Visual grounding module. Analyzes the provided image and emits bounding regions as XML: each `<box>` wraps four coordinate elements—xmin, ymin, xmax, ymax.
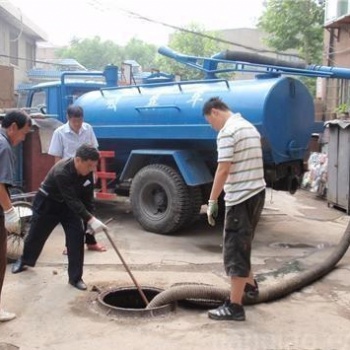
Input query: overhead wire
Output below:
<box><xmin>1</xmin><ymin>0</ymin><xmax>304</xmax><ymax>66</ymax></box>
<box><xmin>0</xmin><ymin>53</ymin><xmax>80</xmax><ymax>67</ymax></box>
<box><xmin>85</xmin><ymin>0</ymin><xmax>302</xmax><ymax>59</ymax></box>
<box><xmin>9</xmin><ymin>7</ymin><xmax>23</xmax><ymax>42</ymax></box>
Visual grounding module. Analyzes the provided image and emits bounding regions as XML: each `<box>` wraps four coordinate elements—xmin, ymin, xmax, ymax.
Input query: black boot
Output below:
<box><xmin>69</xmin><ymin>279</ymin><xmax>87</xmax><ymax>291</ymax></box>
<box><xmin>12</xmin><ymin>258</ymin><xmax>27</xmax><ymax>274</ymax></box>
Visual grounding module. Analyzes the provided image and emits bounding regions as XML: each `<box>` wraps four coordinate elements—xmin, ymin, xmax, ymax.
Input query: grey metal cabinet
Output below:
<box><xmin>327</xmin><ymin>120</ymin><xmax>350</xmax><ymax>213</ymax></box>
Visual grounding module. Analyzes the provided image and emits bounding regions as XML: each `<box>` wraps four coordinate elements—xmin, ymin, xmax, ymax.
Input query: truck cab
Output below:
<box><xmin>19</xmin><ymin>65</ymin><xmax>119</xmax><ymax>122</ymax></box>
<box><xmin>21</xmin><ymin>81</ymin><xmax>108</xmax><ymax>122</ymax></box>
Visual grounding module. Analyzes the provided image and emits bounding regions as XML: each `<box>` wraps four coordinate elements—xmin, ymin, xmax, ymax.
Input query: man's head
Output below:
<box><xmin>2</xmin><ymin>110</ymin><xmax>32</xmax><ymax>146</ymax></box>
<box><xmin>67</xmin><ymin>105</ymin><xmax>84</xmax><ymax>133</ymax></box>
<box><xmin>74</xmin><ymin>144</ymin><xmax>100</xmax><ymax>176</ymax></box>
<box><xmin>202</xmin><ymin>97</ymin><xmax>232</xmax><ymax>131</ymax></box>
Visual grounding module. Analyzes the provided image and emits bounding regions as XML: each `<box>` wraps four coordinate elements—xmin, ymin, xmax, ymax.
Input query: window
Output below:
<box><xmin>30</xmin><ymin>90</ymin><xmax>46</xmax><ymax>109</ymax></box>
<box><xmin>26</xmin><ymin>42</ymin><xmax>35</xmax><ymax>70</ymax></box>
<box><xmin>0</xmin><ymin>23</ymin><xmax>5</xmax><ymax>57</ymax></box>
<box><xmin>9</xmin><ymin>31</ymin><xmax>19</xmax><ymax>66</ymax></box>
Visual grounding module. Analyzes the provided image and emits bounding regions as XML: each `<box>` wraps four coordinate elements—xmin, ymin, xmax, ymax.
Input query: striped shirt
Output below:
<box><xmin>217</xmin><ymin>113</ymin><xmax>266</xmax><ymax>206</ymax></box>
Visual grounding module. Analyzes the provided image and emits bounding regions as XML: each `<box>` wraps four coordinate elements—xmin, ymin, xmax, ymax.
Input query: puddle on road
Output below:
<box><xmin>196</xmin><ymin>244</ymin><xmax>222</xmax><ymax>253</ymax></box>
<box><xmin>258</xmin><ymin>260</ymin><xmax>304</xmax><ymax>280</ymax></box>
<box><xmin>269</xmin><ymin>242</ymin><xmax>330</xmax><ymax>249</ymax></box>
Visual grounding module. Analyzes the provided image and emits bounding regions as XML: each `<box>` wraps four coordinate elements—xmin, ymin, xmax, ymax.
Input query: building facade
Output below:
<box><xmin>0</xmin><ymin>2</ymin><xmax>46</xmax><ymax>108</ymax></box>
<box><xmin>323</xmin><ymin>0</ymin><xmax>350</xmax><ymax>118</ymax></box>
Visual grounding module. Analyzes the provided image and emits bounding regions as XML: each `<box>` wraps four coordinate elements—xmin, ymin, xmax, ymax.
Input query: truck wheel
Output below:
<box><xmin>183</xmin><ymin>186</ymin><xmax>202</xmax><ymax>228</ymax></box>
<box><xmin>130</xmin><ymin>164</ymin><xmax>191</xmax><ymax>234</ymax></box>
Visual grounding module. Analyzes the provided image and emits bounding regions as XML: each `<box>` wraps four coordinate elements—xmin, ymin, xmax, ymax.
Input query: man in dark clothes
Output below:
<box><xmin>12</xmin><ymin>144</ymin><xmax>108</xmax><ymax>291</ymax></box>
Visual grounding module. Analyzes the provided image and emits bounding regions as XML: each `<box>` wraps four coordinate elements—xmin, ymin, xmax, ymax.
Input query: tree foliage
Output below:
<box><xmin>55</xmin><ymin>36</ymin><xmax>124</xmax><ymax>70</ymax></box>
<box><xmin>155</xmin><ymin>23</ymin><xmax>225</xmax><ymax>80</ymax></box>
<box><xmin>258</xmin><ymin>0</ymin><xmax>324</xmax><ymax>64</ymax></box>
<box><xmin>55</xmin><ymin>25</ymin><xmax>226</xmax><ymax>81</ymax></box>
<box><xmin>55</xmin><ymin>36</ymin><xmax>157</xmax><ymax>71</ymax></box>
<box><xmin>123</xmin><ymin>38</ymin><xmax>157</xmax><ymax>70</ymax></box>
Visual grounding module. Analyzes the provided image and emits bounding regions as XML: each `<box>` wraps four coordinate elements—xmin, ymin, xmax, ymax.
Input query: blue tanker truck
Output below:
<box><xmin>21</xmin><ymin>47</ymin><xmax>347</xmax><ymax>234</ymax></box>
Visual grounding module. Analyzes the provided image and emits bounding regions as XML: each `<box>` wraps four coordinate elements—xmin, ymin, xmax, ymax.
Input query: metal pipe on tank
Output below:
<box><xmin>306</xmin><ymin>64</ymin><xmax>350</xmax><ymax>79</ymax></box>
<box><xmin>158</xmin><ymin>46</ymin><xmax>350</xmax><ymax>80</ymax></box>
<box><xmin>103</xmin><ymin>65</ymin><xmax>119</xmax><ymax>87</ymax></box>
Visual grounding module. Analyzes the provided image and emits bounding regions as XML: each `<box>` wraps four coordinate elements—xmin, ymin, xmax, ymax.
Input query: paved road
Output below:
<box><xmin>1</xmin><ymin>189</ymin><xmax>350</xmax><ymax>350</ymax></box>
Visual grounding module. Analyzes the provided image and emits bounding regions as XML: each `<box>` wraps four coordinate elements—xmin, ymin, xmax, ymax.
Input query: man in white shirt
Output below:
<box><xmin>48</xmin><ymin>105</ymin><xmax>106</xmax><ymax>253</ymax></box>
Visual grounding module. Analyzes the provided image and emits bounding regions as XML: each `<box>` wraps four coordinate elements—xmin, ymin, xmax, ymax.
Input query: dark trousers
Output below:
<box><xmin>223</xmin><ymin>189</ymin><xmax>266</xmax><ymax>277</ymax></box>
<box><xmin>0</xmin><ymin>216</ymin><xmax>6</xmax><ymax>301</ymax></box>
<box><xmin>21</xmin><ymin>192</ymin><xmax>85</xmax><ymax>283</ymax></box>
<box><xmin>65</xmin><ymin>223</ymin><xmax>97</xmax><ymax>247</ymax></box>
<box><xmin>85</xmin><ymin>232</ymin><xmax>97</xmax><ymax>245</ymax></box>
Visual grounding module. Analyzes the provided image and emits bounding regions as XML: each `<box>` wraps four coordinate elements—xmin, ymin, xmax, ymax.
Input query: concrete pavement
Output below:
<box><xmin>1</xmin><ymin>189</ymin><xmax>350</xmax><ymax>350</ymax></box>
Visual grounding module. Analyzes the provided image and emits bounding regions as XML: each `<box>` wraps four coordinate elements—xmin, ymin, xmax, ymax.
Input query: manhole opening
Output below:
<box><xmin>97</xmin><ymin>286</ymin><xmax>175</xmax><ymax>317</ymax></box>
<box><xmin>103</xmin><ymin>288</ymin><xmax>158</xmax><ymax>309</ymax></box>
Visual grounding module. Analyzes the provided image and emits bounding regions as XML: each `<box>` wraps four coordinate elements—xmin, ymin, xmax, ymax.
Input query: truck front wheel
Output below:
<box><xmin>130</xmin><ymin>164</ymin><xmax>191</xmax><ymax>234</ymax></box>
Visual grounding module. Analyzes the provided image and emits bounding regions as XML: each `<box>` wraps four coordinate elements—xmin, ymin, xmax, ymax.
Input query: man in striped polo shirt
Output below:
<box><xmin>203</xmin><ymin>97</ymin><xmax>266</xmax><ymax>321</ymax></box>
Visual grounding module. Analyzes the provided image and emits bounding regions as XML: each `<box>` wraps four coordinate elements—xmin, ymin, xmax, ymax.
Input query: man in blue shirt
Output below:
<box><xmin>0</xmin><ymin>110</ymin><xmax>32</xmax><ymax>322</ymax></box>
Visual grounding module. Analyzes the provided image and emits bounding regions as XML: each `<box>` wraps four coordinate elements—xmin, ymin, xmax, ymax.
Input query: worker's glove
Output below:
<box><xmin>88</xmin><ymin>217</ymin><xmax>107</xmax><ymax>234</ymax></box>
<box><xmin>207</xmin><ymin>200</ymin><xmax>218</xmax><ymax>226</ymax></box>
<box><xmin>4</xmin><ymin>207</ymin><xmax>21</xmax><ymax>235</ymax></box>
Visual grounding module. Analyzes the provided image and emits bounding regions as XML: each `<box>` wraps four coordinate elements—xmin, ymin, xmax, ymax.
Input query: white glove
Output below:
<box><xmin>88</xmin><ymin>217</ymin><xmax>107</xmax><ymax>234</ymax></box>
<box><xmin>4</xmin><ymin>207</ymin><xmax>21</xmax><ymax>235</ymax></box>
<box><xmin>207</xmin><ymin>200</ymin><xmax>219</xmax><ymax>226</ymax></box>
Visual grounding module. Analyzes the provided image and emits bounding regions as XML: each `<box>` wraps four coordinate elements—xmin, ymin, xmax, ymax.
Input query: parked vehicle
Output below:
<box><xmin>21</xmin><ymin>47</ymin><xmax>344</xmax><ymax>234</ymax></box>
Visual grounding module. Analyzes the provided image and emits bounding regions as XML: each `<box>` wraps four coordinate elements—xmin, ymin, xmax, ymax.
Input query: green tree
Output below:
<box><xmin>258</xmin><ymin>0</ymin><xmax>324</xmax><ymax>64</ymax></box>
<box><xmin>55</xmin><ymin>36</ymin><xmax>124</xmax><ymax>70</ymax></box>
<box><xmin>258</xmin><ymin>0</ymin><xmax>324</xmax><ymax>95</ymax></box>
<box><xmin>56</xmin><ymin>36</ymin><xmax>158</xmax><ymax>73</ymax></box>
<box><xmin>155</xmin><ymin>23</ymin><xmax>226</xmax><ymax>80</ymax></box>
<box><xmin>123</xmin><ymin>38</ymin><xmax>158</xmax><ymax>70</ymax></box>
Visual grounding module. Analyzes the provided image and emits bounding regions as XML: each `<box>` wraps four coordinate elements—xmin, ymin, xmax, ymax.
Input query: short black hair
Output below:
<box><xmin>67</xmin><ymin>105</ymin><xmax>84</xmax><ymax>118</ymax></box>
<box><xmin>202</xmin><ymin>97</ymin><xmax>230</xmax><ymax>116</ymax></box>
<box><xmin>75</xmin><ymin>144</ymin><xmax>99</xmax><ymax>161</ymax></box>
<box><xmin>2</xmin><ymin>110</ymin><xmax>32</xmax><ymax>129</ymax></box>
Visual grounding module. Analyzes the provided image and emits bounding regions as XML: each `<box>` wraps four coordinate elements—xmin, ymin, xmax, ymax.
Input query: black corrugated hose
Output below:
<box><xmin>147</xmin><ymin>219</ymin><xmax>350</xmax><ymax>309</ymax></box>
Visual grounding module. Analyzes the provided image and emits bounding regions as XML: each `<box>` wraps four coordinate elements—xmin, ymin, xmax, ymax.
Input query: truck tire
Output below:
<box><xmin>183</xmin><ymin>186</ymin><xmax>202</xmax><ymax>228</ymax></box>
<box><xmin>130</xmin><ymin>164</ymin><xmax>191</xmax><ymax>234</ymax></box>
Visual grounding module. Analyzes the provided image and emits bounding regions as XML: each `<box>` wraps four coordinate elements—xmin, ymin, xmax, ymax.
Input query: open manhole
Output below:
<box><xmin>97</xmin><ymin>286</ymin><xmax>175</xmax><ymax>318</ymax></box>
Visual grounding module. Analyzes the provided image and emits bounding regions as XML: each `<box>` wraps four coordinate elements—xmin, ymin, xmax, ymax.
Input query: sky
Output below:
<box><xmin>7</xmin><ymin>0</ymin><xmax>265</xmax><ymax>46</ymax></box>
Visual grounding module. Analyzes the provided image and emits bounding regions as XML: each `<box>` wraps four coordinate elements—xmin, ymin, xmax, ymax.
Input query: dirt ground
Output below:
<box><xmin>1</xmin><ymin>189</ymin><xmax>350</xmax><ymax>350</ymax></box>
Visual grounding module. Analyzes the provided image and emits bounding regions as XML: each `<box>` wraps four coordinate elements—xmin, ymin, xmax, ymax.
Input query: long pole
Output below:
<box><xmin>102</xmin><ymin>219</ymin><xmax>149</xmax><ymax>307</ymax></box>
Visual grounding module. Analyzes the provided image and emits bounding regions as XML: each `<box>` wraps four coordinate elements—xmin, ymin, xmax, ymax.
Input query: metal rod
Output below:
<box><xmin>102</xmin><ymin>219</ymin><xmax>149</xmax><ymax>307</ymax></box>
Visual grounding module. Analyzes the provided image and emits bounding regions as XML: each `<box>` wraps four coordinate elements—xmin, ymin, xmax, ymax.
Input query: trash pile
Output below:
<box><xmin>301</xmin><ymin>152</ymin><xmax>328</xmax><ymax>198</ymax></box>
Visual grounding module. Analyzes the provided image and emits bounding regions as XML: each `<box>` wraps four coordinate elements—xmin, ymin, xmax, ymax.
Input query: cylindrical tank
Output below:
<box><xmin>76</xmin><ymin>75</ymin><xmax>314</xmax><ymax>170</ymax></box>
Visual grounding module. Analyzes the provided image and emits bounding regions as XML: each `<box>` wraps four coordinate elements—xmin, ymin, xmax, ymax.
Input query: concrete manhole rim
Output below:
<box><xmin>96</xmin><ymin>285</ymin><xmax>176</xmax><ymax>317</ymax></box>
